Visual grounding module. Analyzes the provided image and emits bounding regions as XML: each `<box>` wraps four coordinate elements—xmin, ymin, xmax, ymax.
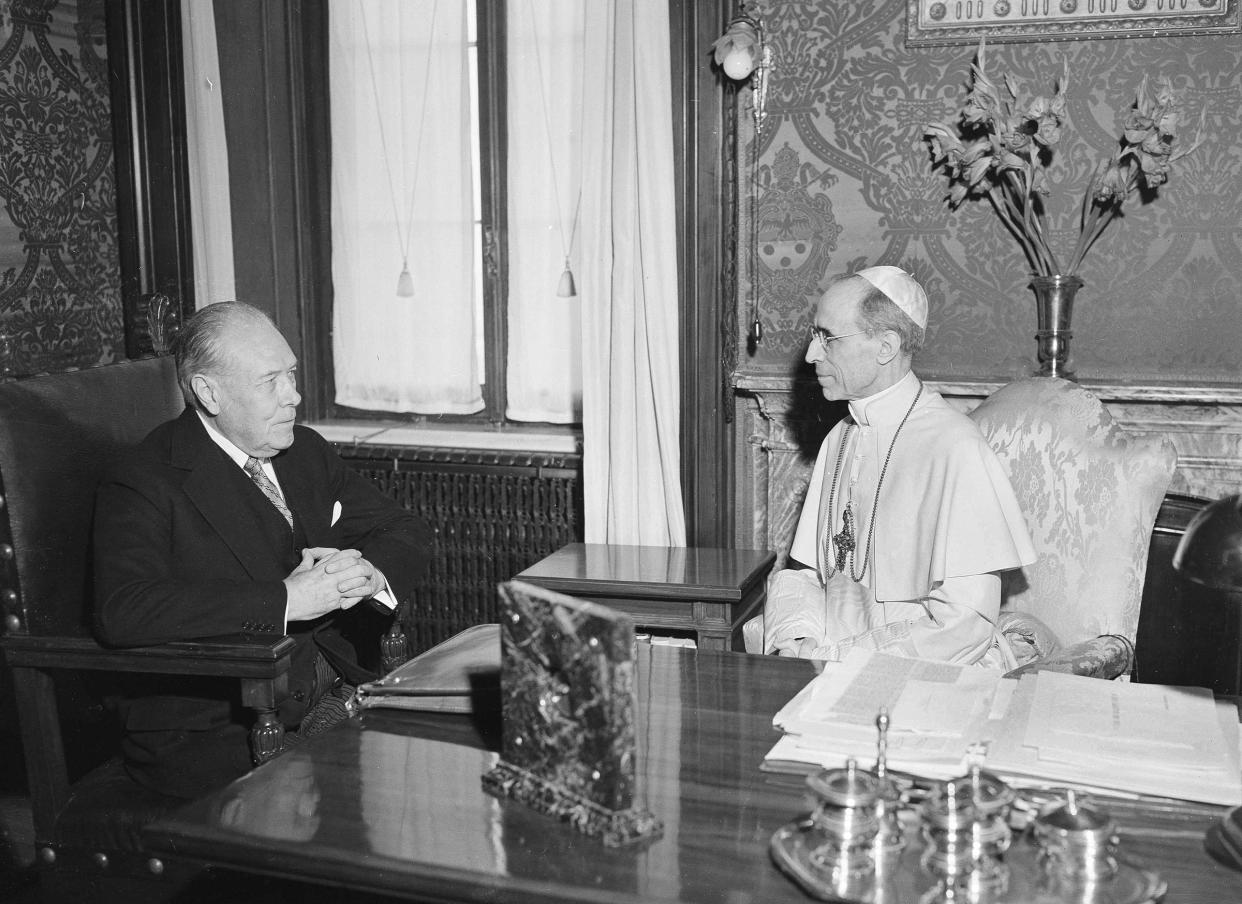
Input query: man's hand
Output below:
<box><xmin>776</xmin><ymin>636</ymin><xmax>821</xmax><ymax>658</ymax></box>
<box><xmin>284</xmin><ymin>547</ymin><xmax>385</xmax><ymax>622</ymax></box>
<box><xmin>320</xmin><ymin>548</ymin><xmax>386</xmax><ymax>601</ymax></box>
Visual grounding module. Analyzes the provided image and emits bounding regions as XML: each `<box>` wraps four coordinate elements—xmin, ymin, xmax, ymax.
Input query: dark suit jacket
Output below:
<box><xmin>93</xmin><ymin>407</ymin><xmax>434</xmax><ymax>796</ymax></box>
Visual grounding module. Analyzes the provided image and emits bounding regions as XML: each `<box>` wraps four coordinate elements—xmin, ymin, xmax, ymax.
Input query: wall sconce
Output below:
<box><xmin>713</xmin><ymin>8</ymin><xmax>772</xmax><ymax>348</ymax></box>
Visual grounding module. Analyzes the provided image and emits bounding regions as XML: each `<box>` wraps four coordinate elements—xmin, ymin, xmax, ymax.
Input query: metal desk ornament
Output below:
<box><xmin>481</xmin><ymin>580</ymin><xmax>662</xmax><ymax>847</ymax></box>
<box><xmin>770</xmin><ymin>710</ymin><xmax>1166</xmax><ymax>903</ymax></box>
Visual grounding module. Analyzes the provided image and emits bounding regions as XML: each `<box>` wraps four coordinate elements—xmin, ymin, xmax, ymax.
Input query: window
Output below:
<box><xmin>327</xmin><ymin>0</ymin><xmax>583</xmax><ymax>426</ymax></box>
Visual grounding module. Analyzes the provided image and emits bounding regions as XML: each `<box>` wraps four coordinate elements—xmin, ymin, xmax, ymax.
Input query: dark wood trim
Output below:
<box><xmin>477</xmin><ymin>2</ymin><xmax>509</xmax><ymax>422</ymax></box>
<box><xmin>105</xmin><ymin>0</ymin><xmax>195</xmax><ymax>358</ymax></box>
<box><xmin>1</xmin><ymin>634</ymin><xmax>296</xmax><ymax>676</ymax></box>
<box><xmin>670</xmin><ymin>0</ymin><xmax>736</xmax><ymax>547</ymax></box>
<box><xmin>213</xmin><ymin>0</ymin><xmax>332</xmax><ymax>419</ymax></box>
<box><xmin>288</xmin><ymin>1</ymin><xmax>334</xmax><ymax>420</ymax></box>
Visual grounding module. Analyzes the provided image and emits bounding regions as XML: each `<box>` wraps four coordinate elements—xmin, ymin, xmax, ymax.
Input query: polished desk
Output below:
<box><xmin>146</xmin><ymin>645</ymin><xmax>1242</xmax><ymax>903</ymax></box>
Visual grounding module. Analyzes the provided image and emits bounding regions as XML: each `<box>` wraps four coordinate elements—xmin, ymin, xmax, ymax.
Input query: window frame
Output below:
<box><xmin>303</xmin><ymin>1</ymin><xmax>524</xmax><ymax>427</ymax></box>
<box><xmin>212</xmin><ymin>0</ymin><xmax>735</xmax><ymax>544</ymax></box>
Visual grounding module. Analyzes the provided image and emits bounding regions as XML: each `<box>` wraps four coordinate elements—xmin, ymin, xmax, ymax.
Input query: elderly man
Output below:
<box><xmin>758</xmin><ymin>267</ymin><xmax>1035</xmax><ymax>667</ymax></box>
<box><xmin>94</xmin><ymin>302</ymin><xmax>434</xmax><ymax>798</ymax></box>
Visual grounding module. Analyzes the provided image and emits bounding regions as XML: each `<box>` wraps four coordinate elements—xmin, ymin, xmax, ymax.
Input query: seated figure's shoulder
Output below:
<box><xmin>102</xmin><ymin>418</ymin><xmax>177</xmax><ymax>481</ymax></box>
<box><xmin>912</xmin><ymin>391</ymin><xmax>994</xmax><ymax>456</ymax></box>
<box><xmin>286</xmin><ymin>424</ymin><xmax>340</xmax><ymax>469</ymax></box>
<box><xmin>292</xmin><ymin>423</ymin><xmax>330</xmax><ymax>449</ymax></box>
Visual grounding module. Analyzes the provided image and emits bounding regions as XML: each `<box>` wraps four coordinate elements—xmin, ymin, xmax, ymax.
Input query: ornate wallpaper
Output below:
<box><xmin>0</xmin><ymin>0</ymin><xmax>123</xmax><ymax>377</ymax></box>
<box><xmin>736</xmin><ymin>0</ymin><xmax>1242</xmax><ymax>384</ymax></box>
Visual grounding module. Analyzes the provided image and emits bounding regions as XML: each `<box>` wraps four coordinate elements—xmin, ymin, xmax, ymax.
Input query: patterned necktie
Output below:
<box><xmin>244</xmin><ymin>456</ymin><xmax>293</xmax><ymax>529</ymax></box>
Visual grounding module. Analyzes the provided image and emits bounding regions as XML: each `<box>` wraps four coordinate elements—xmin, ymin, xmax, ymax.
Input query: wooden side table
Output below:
<box><xmin>515</xmin><ymin>543</ymin><xmax>775</xmax><ymax>651</ymax></box>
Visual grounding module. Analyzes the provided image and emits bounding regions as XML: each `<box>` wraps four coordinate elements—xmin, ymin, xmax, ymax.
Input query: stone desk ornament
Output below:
<box><xmin>480</xmin><ymin>580</ymin><xmax>662</xmax><ymax>847</ymax></box>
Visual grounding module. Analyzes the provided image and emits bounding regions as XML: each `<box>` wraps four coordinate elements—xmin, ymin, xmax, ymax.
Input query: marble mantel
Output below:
<box><xmin>732</xmin><ymin>373</ymin><xmax>1242</xmax><ymax>560</ymax></box>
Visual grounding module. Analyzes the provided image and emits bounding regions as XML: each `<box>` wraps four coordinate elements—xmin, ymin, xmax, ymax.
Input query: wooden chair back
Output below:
<box><xmin>0</xmin><ymin>357</ymin><xmax>183</xmax><ymax>638</ymax></box>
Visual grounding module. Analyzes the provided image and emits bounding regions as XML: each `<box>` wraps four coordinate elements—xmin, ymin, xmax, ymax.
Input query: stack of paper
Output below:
<box><xmin>763</xmin><ymin>648</ymin><xmax>1242</xmax><ymax>807</ymax></box>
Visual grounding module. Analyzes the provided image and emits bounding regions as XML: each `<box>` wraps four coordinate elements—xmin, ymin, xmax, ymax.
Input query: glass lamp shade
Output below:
<box><xmin>712</xmin><ymin>18</ymin><xmax>761</xmax><ymax>81</ymax></box>
<box><xmin>1173</xmin><ymin>494</ymin><xmax>1242</xmax><ymax>592</ymax></box>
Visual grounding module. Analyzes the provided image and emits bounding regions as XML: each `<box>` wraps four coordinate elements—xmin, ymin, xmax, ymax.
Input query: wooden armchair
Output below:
<box><xmin>0</xmin><ymin>358</ymin><xmax>294</xmax><ymax>874</ymax></box>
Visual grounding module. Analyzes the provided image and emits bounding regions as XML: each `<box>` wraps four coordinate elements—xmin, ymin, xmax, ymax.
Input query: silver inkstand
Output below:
<box><xmin>1031</xmin><ymin>790</ymin><xmax>1166</xmax><ymax>904</ymax></box>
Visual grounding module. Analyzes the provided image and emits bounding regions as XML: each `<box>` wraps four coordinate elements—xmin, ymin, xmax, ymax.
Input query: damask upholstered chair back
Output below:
<box><xmin>967</xmin><ymin>378</ymin><xmax>1178</xmax><ymax>656</ymax></box>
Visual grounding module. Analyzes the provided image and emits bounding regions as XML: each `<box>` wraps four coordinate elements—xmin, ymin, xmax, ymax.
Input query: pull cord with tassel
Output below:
<box><xmin>360</xmin><ymin>0</ymin><xmax>438</xmax><ymax>298</ymax></box>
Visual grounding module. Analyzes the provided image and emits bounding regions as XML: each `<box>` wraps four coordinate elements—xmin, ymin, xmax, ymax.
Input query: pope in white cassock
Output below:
<box><xmin>755</xmin><ymin>266</ymin><xmax>1036</xmax><ymax>668</ymax></box>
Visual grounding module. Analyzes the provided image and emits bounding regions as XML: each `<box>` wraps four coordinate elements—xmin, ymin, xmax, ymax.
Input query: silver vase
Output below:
<box><xmin>1031</xmin><ymin>274</ymin><xmax>1082</xmax><ymax>380</ymax></box>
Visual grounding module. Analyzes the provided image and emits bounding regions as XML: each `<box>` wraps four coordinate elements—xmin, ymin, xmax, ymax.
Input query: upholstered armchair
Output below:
<box><xmin>967</xmin><ymin>377</ymin><xmax>1179</xmax><ymax>679</ymax></box>
<box><xmin>0</xmin><ymin>358</ymin><xmax>294</xmax><ymax>875</ymax></box>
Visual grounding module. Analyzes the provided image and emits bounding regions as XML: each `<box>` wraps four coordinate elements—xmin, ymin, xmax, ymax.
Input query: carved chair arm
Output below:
<box><xmin>2</xmin><ymin>633</ymin><xmax>296</xmax><ymax>676</ymax></box>
<box><xmin>1</xmin><ymin>634</ymin><xmax>295</xmax><ymax>845</ymax></box>
<box><xmin>1003</xmin><ymin>634</ymin><xmax>1134</xmax><ymax>681</ymax></box>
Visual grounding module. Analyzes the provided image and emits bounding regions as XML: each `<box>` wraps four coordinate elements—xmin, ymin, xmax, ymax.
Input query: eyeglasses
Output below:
<box><xmin>808</xmin><ymin>325</ymin><xmax>865</xmax><ymax>353</ymax></box>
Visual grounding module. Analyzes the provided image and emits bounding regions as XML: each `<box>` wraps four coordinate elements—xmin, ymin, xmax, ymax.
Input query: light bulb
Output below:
<box><xmin>722</xmin><ymin>46</ymin><xmax>757</xmax><ymax>80</ymax></box>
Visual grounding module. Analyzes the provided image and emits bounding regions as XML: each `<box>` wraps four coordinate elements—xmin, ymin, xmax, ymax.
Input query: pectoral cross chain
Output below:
<box><xmin>833</xmin><ymin>503</ymin><xmax>856</xmax><ymax>573</ymax></box>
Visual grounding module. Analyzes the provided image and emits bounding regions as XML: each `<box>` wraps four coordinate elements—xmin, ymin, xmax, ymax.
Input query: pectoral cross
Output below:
<box><xmin>832</xmin><ymin>503</ymin><xmax>856</xmax><ymax>572</ymax></box>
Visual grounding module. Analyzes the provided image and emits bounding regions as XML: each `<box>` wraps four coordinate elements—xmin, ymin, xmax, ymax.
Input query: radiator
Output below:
<box><xmin>339</xmin><ymin>445</ymin><xmax>583</xmax><ymax>656</ymax></box>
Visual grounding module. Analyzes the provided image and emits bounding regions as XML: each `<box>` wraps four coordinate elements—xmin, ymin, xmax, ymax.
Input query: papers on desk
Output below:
<box><xmin>763</xmin><ymin>648</ymin><xmax>1242</xmax><ymax>807</ymax></box>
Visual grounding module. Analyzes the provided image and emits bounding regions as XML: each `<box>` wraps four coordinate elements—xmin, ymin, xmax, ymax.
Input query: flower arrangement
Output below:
<box><xmin>923</xmin><ymin>41</ymin><xmax>1197</xmax><ymax>278</ymax></box>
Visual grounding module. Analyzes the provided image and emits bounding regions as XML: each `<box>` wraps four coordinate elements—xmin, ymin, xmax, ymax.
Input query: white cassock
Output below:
<box><xmin>761</xmin><ymin>372</ymin><xmax>1036</xmax><ymax>667</ymax></box>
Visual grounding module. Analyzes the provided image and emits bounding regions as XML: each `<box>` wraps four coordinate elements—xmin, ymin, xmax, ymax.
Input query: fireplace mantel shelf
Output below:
<box><xmin>733</xmin><ymin>373</ymin><xmax>1242</xmax><ymax>405</ymax></box>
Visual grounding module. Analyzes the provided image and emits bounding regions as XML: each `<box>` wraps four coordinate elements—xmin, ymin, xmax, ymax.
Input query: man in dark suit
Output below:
<box><xmin>94</xmin><ymin>301</ymin><xmax>434</xmax><ymax>799</ymax></box>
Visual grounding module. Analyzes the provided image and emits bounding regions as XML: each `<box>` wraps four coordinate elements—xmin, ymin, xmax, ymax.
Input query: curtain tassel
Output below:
<box><xmin>557</xmin><ymin>260</ymin><xmax>577</xmax><ymax>298</ymax></box>
<box><xmin>396</xmin><ymin>262</ymin><xmax>415</xmax><ymax>298</ymax></box>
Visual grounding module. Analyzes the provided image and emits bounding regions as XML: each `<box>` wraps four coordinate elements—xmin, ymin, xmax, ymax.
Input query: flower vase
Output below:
<box><xmin>1031</xmin><ymin>274</ymin><xmax>1082</xmax><ymax>380</ymax></box>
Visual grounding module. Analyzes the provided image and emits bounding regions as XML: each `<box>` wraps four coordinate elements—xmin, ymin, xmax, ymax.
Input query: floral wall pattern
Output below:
<box><xmin>0</xmin><ymin>0</ymin><xmax>123</xmax><ymax>376</ymax></box>
<box><xmin>736</xmin><ymin>0</ymin><xmax>1242</xmax><ymax>384</ymax></box>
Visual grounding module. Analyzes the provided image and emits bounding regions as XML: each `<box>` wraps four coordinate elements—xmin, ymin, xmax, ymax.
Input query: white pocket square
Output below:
<box><xmin>330</xmin><ymin>500</ymin><xmax>342</xmax><ymax>527</ymax></box>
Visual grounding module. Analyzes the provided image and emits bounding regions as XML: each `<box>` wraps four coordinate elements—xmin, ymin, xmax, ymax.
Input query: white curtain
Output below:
<box><xmin>181</xmin><ymin>0</ymin><xmax>235</xmax><ymax>307</ymax></box>
<box><xmin>505</xmin><ymin>0</ymin><xmax>584</xmax><ymax>423</ymax></box>
<box><xmin>580</xmin><ymin>0</ymin><xmax>686</xmax><ymax>546</ymax></box>
<box><xmin>330</xmin><ymin>1</ymin><xmax>480</xmax><ymax>414</ymax></box>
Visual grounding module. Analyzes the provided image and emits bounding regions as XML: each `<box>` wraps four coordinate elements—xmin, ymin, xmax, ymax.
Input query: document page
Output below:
<box><xmin>764</xmin><ymin>651</ymin><xmax>1242</xmax><ymax>804</ymax></box>
<box><xmin>775</xmin><ymin>648</ymin><xmax>1002</xmax><ymax>735</ymax></box>
<box><xmin>1026</xmin><ymin>671</ymin><xmax>1220</xmax><ymax>766</ymax></box>
<box><xmin>982</xmin><ymin>673</ymin><xmax>1242</xmax><ymax>806</ymax></box>
<box><xmin>767</xmin><ymin>649</ymin><xmax>1005</xmax><ymax>777</ymax></box>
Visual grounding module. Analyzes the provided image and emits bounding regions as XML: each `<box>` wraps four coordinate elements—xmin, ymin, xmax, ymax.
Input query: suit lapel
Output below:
<box><xmin>274</xmin><ymin>449</ymin><xmax>331</xmax><ymax>548</ymax></box>
<box><xmin>171</xmin><ymin>409</ymin><xmax>288</xmax><ymax>582</ymax></box>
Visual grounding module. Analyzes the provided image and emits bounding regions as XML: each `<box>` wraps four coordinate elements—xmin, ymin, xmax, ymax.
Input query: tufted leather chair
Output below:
<box><xmin>0</xmin><ymin>357</ymin><xmax>294</xmax><ymax>875</ymax></box>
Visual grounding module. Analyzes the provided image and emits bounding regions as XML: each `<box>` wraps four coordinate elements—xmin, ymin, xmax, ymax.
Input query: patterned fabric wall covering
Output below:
<box><xmin>0</xmin><ymin>0</ymin><xmax>123</xmax><ymax>377</ymax></box>
<box><xmin>340</xmin><ymin>446</ymin><xmax>584</xmax><ymax>657</ymax></box>
<box><xmin>738</xmin><ymin>0</ymin><xmax>1242</xmax><ymax>384</ymax></box>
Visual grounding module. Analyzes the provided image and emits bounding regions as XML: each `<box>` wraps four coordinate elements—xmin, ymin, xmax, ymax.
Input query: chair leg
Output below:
<box><xmin>249</xmin><ymin>710</ymin><xmax>284</xmax><ymax>765</ymax></box>
<box><xmin>239</xmin><ymin>676</ymin><xmax>286</xmax><ymax>765</ymax></box>
<box><xmin>10</xmin><ymin>665</ymin><xmax>69</xmax><ymax>848</ymax></box>
<box><xmin>380</xmin><ymin>618</ymin><xmax>409</xmax><ymax>674</ymax></box>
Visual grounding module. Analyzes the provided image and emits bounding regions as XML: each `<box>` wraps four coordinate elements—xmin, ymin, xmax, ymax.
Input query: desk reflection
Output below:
<box><xmin>360</xmin><ymin>730</ymin><xmax>506</xmax><ymax>872</ymax></box>
<box><xmin>155</xmin><ymin>647</ymin><xmax>907</xmax><ymax>903</ymax></box>
<box><xmin>206</xmin><ymin>645</ymin><xmax>690</xmax><ymax>893</ymax></box>
<box><xmin>217</xmin><ymin>755</ymin><xmax>322</xmax><ymax>842</ymax></box>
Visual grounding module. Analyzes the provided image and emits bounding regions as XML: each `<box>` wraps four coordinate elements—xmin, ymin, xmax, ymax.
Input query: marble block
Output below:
<box><xmin>481</xmin><ymin>580</ymin><xmax>662</xmax><ymax>846</ymax></box>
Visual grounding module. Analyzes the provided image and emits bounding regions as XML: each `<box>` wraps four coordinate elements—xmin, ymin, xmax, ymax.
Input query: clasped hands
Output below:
<box><xmin>284</xmin><ymin>547</ymin><xmax>385</xmax><ymax>622</ymax></box>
